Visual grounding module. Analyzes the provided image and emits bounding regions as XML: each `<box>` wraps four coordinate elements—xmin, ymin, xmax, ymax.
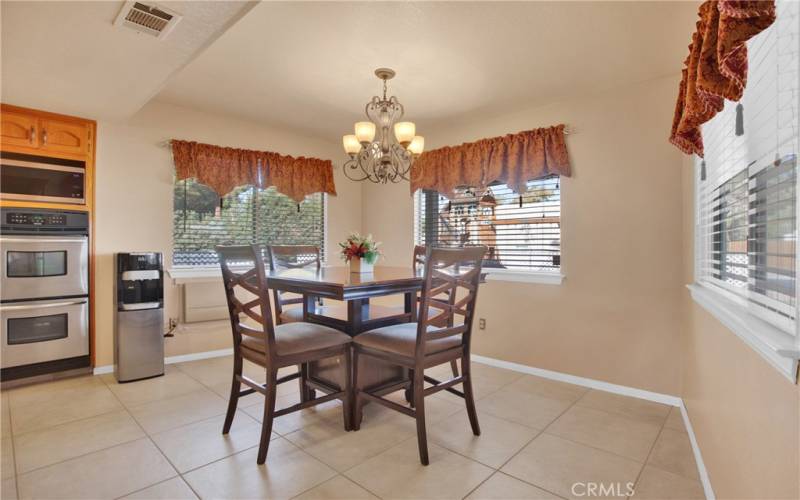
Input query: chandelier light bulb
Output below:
<box><xmin>394</xmin><ymin>122</ymin><xmax>416</xmax><ymax>146</ymax></box>
<box><xmin>343</xmin><ymin>135</ymin><xmax>361</xmax><ymax>156</ymax></box>
<box><xmin>354</xmin><ymin>122</ymin><xmax>376</xmax><ymax>144</ymax></box>
<box><xmin>408</xmin><ymin>135</ymin><xmax>425</xmax><ymax>156</ymax></box>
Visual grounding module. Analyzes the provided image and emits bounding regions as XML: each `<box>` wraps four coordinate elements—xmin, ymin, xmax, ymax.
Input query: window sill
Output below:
<box><xmin>687</xmin><ymin>283</ymin><xmax>799</xmax><ymax>382</ymax></box>
<box><xmin>167</xmin><ymin>267</ymin><xmax>222</xmax><ymax>285</ymax></box>
<box><xmin>484</xmin><ymin>269</ymin><xmax>564</xmax><ymax>285</ymax></box>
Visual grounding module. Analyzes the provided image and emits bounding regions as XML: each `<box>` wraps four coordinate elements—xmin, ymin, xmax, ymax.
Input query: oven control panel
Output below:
<box><xmin>0</xmin><ymin>208</ymin><xmax>88</xmax><ymax>234</ymax></box>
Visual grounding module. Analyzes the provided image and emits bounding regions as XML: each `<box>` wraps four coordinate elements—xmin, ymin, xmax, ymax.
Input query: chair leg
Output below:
<box><xmin>461</xmin><ymin>354</ymin><xmax>481</xmax><ymax>436</ymax></box>
<box><xmin>256</xmin><ymin>367</ymin><xmax>278</xmax><ymax>465</ymax></box>
<box><xmin>222</xmin><ymin>354</ymin><xmax>243</xmax><ymax>434</ymax></box>
<box><xmin>413</xmin><ymin>368</ymin><xmax>429</xmax><ymax>465</ymax></box>
<box><xmin>405</xmin><ymin>369</ymin><xmax>415</xmax><ymax>407</ymax></box>
<box><xmin>450</xmin><ymin>359</ymin><xmax>459</xmax><ymax>377</ymax></box>
<box><xmin>343</xmin><ymin>347</ymin><xmax>353</xmax><ymax>431</ymax></box>
<box><xmin>352</xmin><ymin>348</ymin><xmax>362</xmax><ymax>431</ymax></box>
<box><xmin>298</xmin><ymin>363</ymin><xmax>307</xmax><ymax>402</ymax></box>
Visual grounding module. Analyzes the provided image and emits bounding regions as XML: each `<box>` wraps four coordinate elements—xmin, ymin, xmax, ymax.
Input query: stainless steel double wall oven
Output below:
<box><xmin>0</xmin><ymin>208</ymin><xmax>90</xmax><ymax>380</ymax></box>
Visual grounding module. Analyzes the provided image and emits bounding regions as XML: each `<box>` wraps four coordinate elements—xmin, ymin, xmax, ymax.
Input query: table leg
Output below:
<box><xmin>404</xmin><ymin>292</ymin><xmax>417</xmax><ymax>322</ymax></box>
<box><xmin>347</xmin><ymin>298</ymin><xmax>370</xmax><ymax>334</ymax></box>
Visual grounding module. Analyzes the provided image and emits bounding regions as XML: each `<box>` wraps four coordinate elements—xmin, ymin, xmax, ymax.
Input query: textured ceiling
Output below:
<box><xmin>155</xmin><ymin>1</ymin><xmax>699</xmax><ymax>140</ymax></box>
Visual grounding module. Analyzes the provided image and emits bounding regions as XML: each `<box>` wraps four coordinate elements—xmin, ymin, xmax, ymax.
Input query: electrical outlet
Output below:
<box><xmin>169</xmin><ymin>317</ymin><xmax>178</xmax><ymax>330</ymax></box>
<box><xmin>479</xmin><ymin>318</ymin><xmax>486</xmax><ymax>330</ymax></box>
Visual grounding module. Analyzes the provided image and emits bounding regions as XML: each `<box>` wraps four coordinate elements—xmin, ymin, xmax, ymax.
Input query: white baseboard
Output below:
<box><xmin>679</xmin><ymin>402</ymin><xmax>716</xmax><ymax>500</ymax></box>
<box><xmin>471</xmin><ymin>354</ymin><xmax>713</xmax><ymax>499</ymax></box>
<box><xmin>92</xmin><ymin>348</ymin><xmax>233</xmax><ymax>376</ymax></box>
<box><xmin>471</xmin><ymin>354</ymin><xmax>682</xmax><ymax>406</ymax></box>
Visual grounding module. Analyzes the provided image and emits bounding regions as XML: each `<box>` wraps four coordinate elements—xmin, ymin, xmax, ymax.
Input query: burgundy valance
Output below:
<box><xmin>669</xmin><ymin>0</ymin><xmax>775</xmax><ymax>157</ymax></box>
<box><xmin>171</xmin><ymin>140</ymin><xmax>337</xmax><ymax>202</ymax></box>
<box><xmin>410</xmin><ymin>125</ymin><xmax>571</xmax><ymax>198</ymax></box>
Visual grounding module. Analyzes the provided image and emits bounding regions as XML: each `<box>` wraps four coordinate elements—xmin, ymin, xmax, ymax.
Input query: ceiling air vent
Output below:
<box><xmin>114</xmin><ymin>1</ymin><xmax>182</xmax><ymax>40</ymax></box>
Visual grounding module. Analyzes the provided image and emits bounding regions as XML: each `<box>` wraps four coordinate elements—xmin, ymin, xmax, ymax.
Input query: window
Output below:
<box><xmin>693</xmin><ymin>0</ymin><xmax>799</xmax><ymax>378</ymax></box>
<box><xmin>414</xmin><ymin>176</ymin><xmax>561</xmax><ymax>276</ymax></box>
<box><xmin>173</xmin><ymin>179</ymin><xmax>325</xmax><ymax>267</ymax></box>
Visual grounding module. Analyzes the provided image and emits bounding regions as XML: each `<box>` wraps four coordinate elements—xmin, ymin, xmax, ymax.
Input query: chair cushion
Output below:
<box><xmin>278</xmin><ymin>306</ymin><xmax>304</xmax><ymax>324</ymax></box>
<box><xmin>241</xmin><ymin>322</ymin><xmax>351</xmax><ymax>358</ymax></box>
<box><xmin>353</xmin><ymin>322</ymin><xmax>461</xmax><ymax>358</ymax></box>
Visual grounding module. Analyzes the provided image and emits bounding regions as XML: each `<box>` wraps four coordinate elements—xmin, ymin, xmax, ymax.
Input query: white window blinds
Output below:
<box><xmin>695</xmin><ymin>0</ymin><xmax>799</xmax><ymax>334</ymax></box>
<box><xmin>173</xmin><ymin>179</ymin><xmax>325</xmax><ymax>267</ymax></box>
<box><xmin>414</xmin><ymin>176</ymin><xmax>561</xmax><ymax>272</ymax></box>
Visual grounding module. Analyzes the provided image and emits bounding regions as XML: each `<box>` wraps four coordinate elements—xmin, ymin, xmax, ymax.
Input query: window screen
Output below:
<box><xmin>696</xmin><ymin>0</ymin><xmax>799</xmax><ymax>334</ymax></box>
<box><xmin>173</xmin><ymin>179</ymin><xmax>325</xmax><ymax>267</ymax></box>
<box><xmin>414</xmin><ymin>176</ymin><xmax>561</xmax><ymax>271</ymax></box>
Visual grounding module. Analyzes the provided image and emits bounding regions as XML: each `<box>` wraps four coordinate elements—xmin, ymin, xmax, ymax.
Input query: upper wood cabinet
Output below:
<box><xmin>1</xmin><ymin>112</ymin><xmax>38</xmax><ymax>148</ymax></box>
<box><xmin>39</xmin><ymin>118</ymin><xmax>91</xmax><ymax>155</ymax></box>
<box><xmin>1</xmin><ymin>105</ymin><xmax>93</xmax><ymax>158</ymax></box>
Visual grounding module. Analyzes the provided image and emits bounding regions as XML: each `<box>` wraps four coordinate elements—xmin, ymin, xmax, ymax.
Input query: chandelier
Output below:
<box><xmin>342</xmin><ymin>68</ymin><xmax>424</xmax><ymax>183</ymax></box>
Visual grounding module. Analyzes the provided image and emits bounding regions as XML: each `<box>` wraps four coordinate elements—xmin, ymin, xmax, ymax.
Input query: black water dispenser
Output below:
<box><xmin>114</xmin><ymin>252</ymin><xmax>164</xmax><ymax>382</ymax></box>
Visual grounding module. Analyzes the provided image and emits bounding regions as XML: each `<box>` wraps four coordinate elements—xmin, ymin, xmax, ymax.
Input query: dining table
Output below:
<box><xmin>265</xmin><ymin>265</ymin><xmax>424</xmax><ymax>415</ymax></box>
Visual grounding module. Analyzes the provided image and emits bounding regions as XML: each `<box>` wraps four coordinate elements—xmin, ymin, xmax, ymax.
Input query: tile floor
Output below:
<box><xmin>0</xmin><ymin>357</ymin><xmax>705</xmax><ymax>499</ymax></box>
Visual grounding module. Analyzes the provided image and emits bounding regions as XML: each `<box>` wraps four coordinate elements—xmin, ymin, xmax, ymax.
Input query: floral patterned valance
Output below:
<box><xmin>669</xmin><ymin>0</ymin><xmax>776</xmax><ymax>157</ymax></box>
<box><xmin>171</xmin><ymin>140</ymin><xmax>337</xmax><ymax>202</ymax></box>
<box><xmin>410</xmin><ymin>125</ymin><xmax>571</xmax><ymax>198</ymax></box>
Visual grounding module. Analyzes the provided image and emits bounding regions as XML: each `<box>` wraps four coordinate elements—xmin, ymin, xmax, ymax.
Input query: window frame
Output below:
<box><xmin>413</xmin><ymin>178</ymin><xmax>564</xmax><ymax>286</ymax></box>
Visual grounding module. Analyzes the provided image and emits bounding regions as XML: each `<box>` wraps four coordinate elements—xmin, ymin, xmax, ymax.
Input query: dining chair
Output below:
<box><xmin>217</xmin><ymin>244</ymin><xmax>353</xmax><ymax>464</ymax></box>
<box><xmin>413</xmin><ymin>244</ymin><xmax>460</xmax><ymax>379</ymax></box>
<box><xmin>351</xmin><ymin>246</ymin><xmax>487</xmax><ymax>465</ymax></box>
<box><xmin>267</xmin><ymin>245</ymin><xmax>322</xmax><ymax>325</ymax></box>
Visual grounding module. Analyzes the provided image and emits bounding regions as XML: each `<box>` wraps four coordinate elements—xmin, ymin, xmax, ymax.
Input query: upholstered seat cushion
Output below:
<box><xmin>353</xmin><ymin>322</ymin><xmax>461</xmax><ymax>358</ymax></box>
<box><xmin>241</xmin><ymin>321</ymin><xmax>351</xmax><ymax>358</ymax></box>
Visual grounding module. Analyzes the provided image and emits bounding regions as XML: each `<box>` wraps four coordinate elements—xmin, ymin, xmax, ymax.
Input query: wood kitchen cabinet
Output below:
<box><xmin>0</xmin><ymin>111</ymin><xmax>38</xmax><ymax>148</ymax></box>
<box><xmin>1</xmin><ymin>105</ymin><xmax>92</xmax><ymax>157</ymax></box>
<box><xmin>39</xmin><ymin>118</ymin><xmax>91</xmax><ymax>155</ymax></box>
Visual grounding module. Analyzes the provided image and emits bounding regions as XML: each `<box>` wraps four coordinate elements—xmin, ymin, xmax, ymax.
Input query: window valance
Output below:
<box><xmin>409</xmin><ymin>125</ymin><xmax>571</xmax><ymax>198</ymax></box>
<box><xmin>669</xmin><ymin>0</ymin><xmax>776</xmax><ymax>157</ymax></box>
<box><xmin>171</xmin><ymin>139</ymin><xmax>337</xmax><ymax>202</ymax></box>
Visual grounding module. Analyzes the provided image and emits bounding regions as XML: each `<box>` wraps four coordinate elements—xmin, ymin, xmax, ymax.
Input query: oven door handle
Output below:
<box><xmin>0</xmin><ymin>237</ymin><xmax>88</xmax><ymax>243</ymax></box>
<box><xmin>1</xmin><ymin>300</ymin><xmax>88</xmax><ymax>311</ymax></box>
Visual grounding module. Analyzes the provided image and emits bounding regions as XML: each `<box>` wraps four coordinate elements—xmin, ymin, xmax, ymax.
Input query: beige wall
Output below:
<box><xmin>364</xmin><ymin>75</ymin><xmax>686</xmax><ymax>395</ymax></box>
<box><xmin>680</xmin><ymin>158</ymin><xmax>800</xmax><ymax>499</ymax></box>
<box><xmin>94</xmin><ymin>101</ymin><xmax>360</xmax><ymax>366</ymax></box>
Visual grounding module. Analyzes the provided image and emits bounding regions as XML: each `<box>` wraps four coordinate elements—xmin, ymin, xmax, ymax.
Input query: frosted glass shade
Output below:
<box><xmin>343</xmin><ymin>135</ymin><xmax>361</xmax><ymax>155</ymax></box>
<box><xmin>394</xmin><ymin>122</ymin><xmax>416</xmax><ymax>145</ymax></box>
<box><xmin>408</xmin><ymin>136</ymin><xmax>425</xmax><ymax>155</ymax></box>
<box><xmin>354</xmin><ymin>122</ymin><xmax>376</xmax><ymax>143</ymax></box>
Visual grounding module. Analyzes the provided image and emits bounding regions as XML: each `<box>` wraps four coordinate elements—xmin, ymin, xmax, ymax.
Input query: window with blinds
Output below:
<box><xmin>173</xmin><ymin>179</ymin><xmax>325</xmax><ymax>267</ymax></box>
<box><xmin>695</xmin><ymin>0</ymin><xmax>799</xmax><ymax>334</ymax></box>
<box><xmin>414</xmin><ymin>176</ymin><xmax>561</xmax><ymax>272</ymax></box>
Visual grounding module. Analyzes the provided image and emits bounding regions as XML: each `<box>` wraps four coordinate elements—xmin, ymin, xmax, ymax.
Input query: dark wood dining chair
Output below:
<box><xmin>352</xmin><ymin>246</ymin><xmax>487</xmax><ymax>465</ymax></box>
<box><xmin>413</xmin><ymin>245</ymin><xmax>460</xmax><ymax>379</ymax></box>
<box><xmin>267</xmin><ymin>245</ymin><xmax>322</xmax><ymax>325</ymax></box>
<box><xmin>217</xmin><ymin>244</ymin><xmax>353</xmax><ymax>464</ymax></box>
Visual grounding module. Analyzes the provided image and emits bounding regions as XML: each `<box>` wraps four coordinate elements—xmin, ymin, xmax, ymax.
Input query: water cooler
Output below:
<box><xmin>114</xmin><ymin>252</ymin><xmax>164</xmax><ymax>382</ymax></box>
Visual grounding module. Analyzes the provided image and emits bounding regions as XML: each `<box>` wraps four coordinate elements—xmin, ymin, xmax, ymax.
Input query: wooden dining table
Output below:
<box><xmin>265</xmin><ymin>265</ymin><xmax>424</xmax><ymax>410</ymax></box>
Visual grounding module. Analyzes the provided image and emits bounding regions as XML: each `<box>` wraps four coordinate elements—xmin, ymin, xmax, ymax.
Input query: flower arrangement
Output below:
<box><xmin>339</xmin><ymin>232</ymin><xmax>381</xmax><ymax>265</ymax></box>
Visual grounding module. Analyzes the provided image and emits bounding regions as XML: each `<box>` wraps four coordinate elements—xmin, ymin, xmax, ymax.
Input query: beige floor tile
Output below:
<box><xmin>286</xmin><ymin>412</ymin><xmax>416</xmax><ymax>472</ymax></box>
<box><xmin>122</xmin><ymin>477</ymin><xmax>199</xmax><ymax>500</ymax></box>
<box><xmin>1</xmin><ymin>396</ymin><xmax>11</xmax><ymax>437</ymax></box>
<box><xmin>6</xmin><ymin>375</ymin><xmax>106</xmax><ymax>409</ymax></box>
<box><xmin>429</xmin><ymin>410</ymin><xmax>540</xmax><ymax>468</ymax></box>
<box><xmin>469</xmin><ymin>363</ymin><xmax>524</xmax><ymax>385</ymax></box>
<box><xmin>102</xmin><ymin>368</ymin><xmax>205</xmax><ymax>407</ymax></box>
<box><xmin>128</xmin><ymin>389</ymin><xmax>227</xmax><ymax>435</ymax></box>
<box><xmin>244</xmin><ymin>394</ymin><xmax>340</xmax><ymax>436</ymax></box>
<box><xmin>174</xmin><ymin>356</ymin><xmax>233</xmax><ymax>386</ymax></box>
<box><xmin>2</xmin><ymin>477</ymin><xmax>17</xmax><ymax>500</ymax></box>
<box><xmin>505</xmin><ymin>375</ymin><xmax>589</xmax><ymax>403</ymax></box>
<box><xmin>477</xmin><ymin>388</ymin><xmax>572</xmax><ymax>429</ymax></box>
<box><xmin>345</xmin><ymin>438</ymin><xmax>494</xmax><ymax>499</ymax></box>
<box><xmin>501</xmin><ymin>433</ymin><xmax>642</xmax><ymax>500</ymax></box>
<box><xmin>575</xmin><ymin>391</ymin><xmax>671</xmax><ymax>426</ymax></box>
<box><xmin>647</xmin><ymin>428</ymin><xmax>699</xmax><ymax>480</ymax></box>
<box><xmin>466</xmin><ymin>472</ymin><xmax>563</xmax><ymax>499</ymax></box>
<box><xmin>9</xmin><ymin>384</ymin><xmax>122</xmax><ymax>435</ymax></box>
<box><xmin>208</xmin><ymin>381</ymin><xmax>266</xmax><ymax>407</ymax></box>
<box><xmin>16</xmin><ymin>438</ymin><xmax>176</xmax><ymax>500</ymax></box>
<box><xmin>632</xmin><ymin>465</ymin><xmax>705</xmax><ymax>499</ymax></box>
<box><xmin>151</xmin><ymin>413</ymin><xmax>276</xmax><ymax>473</ymax></box>
<box><xmin>13</xmin><ymin>410</ymin><xmax>144</xmax><ymax>474</ymax></box>
<box><xmin>546</xmin><ymin>405</ymin><xmax>661</xmax><ymax>462</ymax></box>
<box><xmin>183</xmin><ymin>437</ymin><xmax>336</xmax><ymax>499</ymax></box>
<box><xmin>293</xmin><ymin>475</ymin><xmax>378</xmax><ymax>499</ymax></box>
<box><xmin>1</xmin><ymin>436</ymin><xmax>13</xmax><ymax>479</ymax></box>
<box><xmin>663</xmin><ymin>407</ymin><xmax>687</xmax><ymax>433</ymax></box>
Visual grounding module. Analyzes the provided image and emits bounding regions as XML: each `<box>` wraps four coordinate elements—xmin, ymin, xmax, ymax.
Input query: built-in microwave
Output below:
<box><xmin>0</xmin><ymin>151</ymin><xmax>86</xmax><ymax>204</ymax></box>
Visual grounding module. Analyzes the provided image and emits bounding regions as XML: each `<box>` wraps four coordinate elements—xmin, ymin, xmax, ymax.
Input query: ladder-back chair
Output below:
<box><xmin>352</xmin><ymin>246</ymin><xmax>487</xmax><ymax>465</ymax></box>
<box><xmin>217</xmin><ymin>244</ymin><xmax>353</xmax><ymax>464</ymax></box>
<box><xmin>267</xmin><ymin>245</ymin><xmax>322</xmax><ymax>325</ymax></box>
